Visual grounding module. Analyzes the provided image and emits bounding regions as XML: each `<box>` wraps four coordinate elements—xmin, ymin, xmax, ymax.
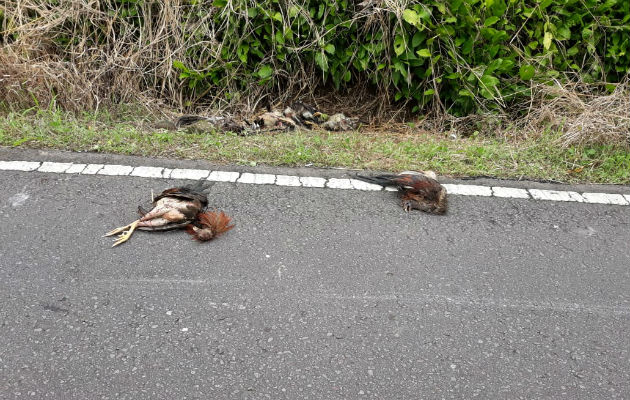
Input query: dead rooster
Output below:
<box><xmin>355</xmin><ymin>171</ymin><xmax>448</xmax><ymax>214</ymax></box>
<box><xmin>104</xmin><ymin>185</ymin><xmax>234</xmax><ymax>247</ymax></box>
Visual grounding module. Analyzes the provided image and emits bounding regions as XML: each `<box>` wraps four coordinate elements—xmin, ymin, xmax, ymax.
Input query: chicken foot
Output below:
<box><xmin>104</xmin><ymin>220</ymin><xmax>140</xmax><ymax>247</ymax></box>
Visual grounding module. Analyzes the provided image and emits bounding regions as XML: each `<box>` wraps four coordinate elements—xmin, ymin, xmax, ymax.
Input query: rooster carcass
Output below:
<box><xmin>104</xmin><ymin>186</ymin><xmax>234</xmax><ymax>247</ymax></box>
<box><xmin>355</xmin><ymin>171</ymin><xmax>448</xmax><ymax>214</ymax></box>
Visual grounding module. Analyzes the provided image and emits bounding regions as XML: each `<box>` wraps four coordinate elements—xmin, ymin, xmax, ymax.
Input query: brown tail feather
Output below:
<box><xmin>185</xmin><ymin>211</ymin><xmax>235</xmax><ymax>242</ymax></box>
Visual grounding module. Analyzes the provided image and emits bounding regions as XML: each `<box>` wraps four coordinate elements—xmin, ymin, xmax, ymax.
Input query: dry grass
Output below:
<box><xmin>1</xmin><ymin>1</ymin><xmax>193</xmax><ymax>113</ymax></box>
<box><xmin>523</xmin><ymin>80</ymin><xmax>630</xmax><ymax>146</ymax></box>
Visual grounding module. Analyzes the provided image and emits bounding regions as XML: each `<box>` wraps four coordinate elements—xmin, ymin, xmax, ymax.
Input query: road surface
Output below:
<box><xmin>1</xmin><ymin>149</ymin><xmax>629</xmax><ymax>399</ymax></box>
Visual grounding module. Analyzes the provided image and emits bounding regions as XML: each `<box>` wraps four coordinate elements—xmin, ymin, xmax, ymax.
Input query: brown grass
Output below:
<box><xmin>523</xmin><ymin>80</ymin><xmax>630</xmax><ymax>146</ymax></box>
<box><xmin>1</xmin><ymin>1</ymin><xmax>191</xmax><ymax>113</ymax></box>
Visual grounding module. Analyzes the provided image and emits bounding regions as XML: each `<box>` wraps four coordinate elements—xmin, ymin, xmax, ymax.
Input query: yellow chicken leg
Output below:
<box><xmin>104</xmin><ymin>220</ymin><xmax>140</xmax><ymax>247</ymax></box>
<box><xmin>104</xmin><ymin>221</ymin><xmax>136</xmax><ymax>237</ymax></box>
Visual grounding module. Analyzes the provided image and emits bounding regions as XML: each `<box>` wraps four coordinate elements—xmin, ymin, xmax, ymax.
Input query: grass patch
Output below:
<box><xmin>0</xmin><ymin>108</ymin><xmax>628</xmax><ymax>184</ymax></box>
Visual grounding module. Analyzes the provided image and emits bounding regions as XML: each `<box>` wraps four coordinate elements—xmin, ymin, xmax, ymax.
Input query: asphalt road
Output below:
<box><xmin>1</xmin><ymin>151</ymin><xmax>629</xmax><ymax>399</ymax></box>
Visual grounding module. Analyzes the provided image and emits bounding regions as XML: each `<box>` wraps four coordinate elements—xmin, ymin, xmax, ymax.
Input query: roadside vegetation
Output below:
<box><xmin>1</xmin><ymin>0</ymin><xmax>628</xmax><ymax>183</ymax></box>
<box><xmin>1</xmin><ymin>107</ymin><xmax>628</xmax><ymax>184</ymax></box>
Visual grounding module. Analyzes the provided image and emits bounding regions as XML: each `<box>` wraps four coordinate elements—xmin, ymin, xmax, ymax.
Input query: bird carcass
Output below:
<box><xmin>355</xmin><ymin>171</ymin><xmax>447</xmax><ymax>214</ymax></box>
<box><xmin>104</xmin><ymin>186</ymin><xmax>234</xmax><ymax>247</ymax></box>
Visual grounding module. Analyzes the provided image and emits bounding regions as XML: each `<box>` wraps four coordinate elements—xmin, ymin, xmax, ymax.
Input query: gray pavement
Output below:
<box><xmin>1</xmin><ymin>149</ymin><xmax>629</xmax><ymax>399</ymax></box>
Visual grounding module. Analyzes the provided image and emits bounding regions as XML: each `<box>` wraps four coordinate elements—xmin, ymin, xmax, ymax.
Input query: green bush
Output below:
<box><xmin>168</xmin><ymin>0</ymin><xmax>629</xmax><ymax>115</ymax></box>
<box><xmin>3</xmin><ymin>0</ymin><xmax>629</xmax><ymax>116</ymax></box>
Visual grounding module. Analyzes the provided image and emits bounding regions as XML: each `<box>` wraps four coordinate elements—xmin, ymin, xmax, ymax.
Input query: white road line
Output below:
<box><xmin>169</xmin><ymin>168</ymin><xmax>209</xmax><ymax>180</ymax></box>
<box><xmin>529</xmin><ymin>189</ymin><xmax>584</xmax><ymax>202</ymax></box>
<box><xmin>581</xmin><ymin>192</ymin><xmax>629</xmax><ymax>205</ymax></box>
<box><xmin>0</xmin><ymin>160</ymin><xmax>41</xmax><ymax>171</ymax></box>
<box><xmin>1</xmin><ymin>160</ymin><xmax>628</xmax><ymax>206</ymax></box>
<box><xmin>208</xmin><ymin>171</ymin><xmax>239</xmax><ymax>182</ymax></box>
<box><xmin>349</xmin><ymin>179</ymin><xmax>383</xmax><ymax>191</ymax></box>
<box><xmin>131</xmin><ymin>166</ymin><xmax>164</xmax><ymax>178</ymax></box>
<box><xmin>443</xmin><ymin>184</ymin><xmax>492</xmax><ymax>197</ymax></box>
<box><xmin>65</xmin><ymin>163</ymin><xmax>87</xmax><ymax>174</ymax></box>
<box><xmin>98</xmin><ymin>164</ymin><xmax>134</xmax><ymax>176</ymax></box>
<box><xmin>237</xmin><ymin>173</ymin><xmax>275</xmax><ymax>185</ymax></box>
<box><xmin>276</xmin><ymin>175</ymin><xmax>301</xmax><ymax>187</ymax></box>
<box><xmin>300</xmin><ymin>176</ymin><xmax>326</xmax><ymax>188</ymax></box>
<box><xmin>82</xmin><ymin>164</ymin><xmax>104</xmax><ymax>174</ymax></box>
<box><xmin>162</xmin><ymin>168</ymin><xmax>173</xmax><ymax>179</ymax></box>
<box><xmin>492</xmin><ymin>186</ymin><xmax>530</xmax><ymax>199</ymax></box>
<box><xmin>326</xmin><ymin>178</ymin><xmax>354</xmax><ymax>190</ymax></box>
<box><xmin>38</xmin><ymin>161</ymin><xmax>72</xmax><ymax>173</ymax></box>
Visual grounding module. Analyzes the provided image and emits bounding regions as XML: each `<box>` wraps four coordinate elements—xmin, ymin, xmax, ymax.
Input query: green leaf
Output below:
<box><xmin>324</xmin><ymin>44</ymin><xmax>335</xmax><ymax>55</ymax></box>
<box><xmin>172</xmin><ymin>60</ymin><xmax>186</xmax><ymax>71</ymax></box>
<box><xmin>480</xmin><ymin>74</ymin><xmax>499</xmax><ymax>88</ymax></box>
<box><xmin>519</xmin><ymin>65</ymin><xmax>535</xmax><ymax>80</ymax></box>
<box><xmin>484</xmin><ymin>16</ymin><xmax>500</xmax><ymax>27</ymax></box>
<box><xmin>487</xmin><ymin>58</ymin><xmax>503</xmax><ymax>73</ymax></box>
<box><xmin>275</xmin><ymin>31</ymin><xmax>285</xmax><ymax>45</ymax></box>
<box><xmin>315</xmin><ymin>52</ymin><xmax>328</xmax><ymax>72</ymax></box>
<box><xmin>317</xmin><ymin>4</ymin><xmax>324</xmax><ymax>19</ymax></box>
<box><xmin>416</xmin><ymin>48</ymin><xmax>431</xmax><ymax>57</ymax></box>
<box><xmin>394</xmin><ymin>35</ymin><xmax>406</xmax><ymax>56</ymax></box>
<box><xmin>247</xmin><ymin>8</ymin><xmax>258</xmax><ymax>18</ymax></box>
<box><xmin>543</xmin><ymin>31</ymin><xmax>553</xmax><ymax>50</ymax></box>
<box><xmin>462</xmin><ymin>38</ymin><xmax>473</xmax><ymax>55</ymax></box>
<box><xmin>288</xmin><ymin>5</ymin><xmax>299</xmax><ymax>18</ymax></box>
<box><xmin>412</xmin><ymin>31</ymin><xmax>426</xmax><ymax>47</ymax></box>
<box><xmin>423</xmin><ymin>89</ymin><xmax>435</xmax><ymax>95</ymax></box>
<box><xmin>257</xmin><ymin>65</ymin><xmax>273</xmax><ymax>79</ymax></box>
<box><xmin>402</xmin><ymin>9</ymin><xmax>420</xmax><ymax>26</ymax></box>
<box><xmin>237</xmin><ymin>44</ymin><xmax>249</xmax><ymax>63</ymax></box>
<box><xmin>557</xmin><ymin>25</ymin><xmax>571</xmax><ymax>40</ymax></box>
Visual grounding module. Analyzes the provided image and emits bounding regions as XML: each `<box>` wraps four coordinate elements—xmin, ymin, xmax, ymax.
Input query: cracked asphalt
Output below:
<box><xmin>1</xmin><ymin>149</ymin><xmax>629</xmax><ymax>399</ymax></box>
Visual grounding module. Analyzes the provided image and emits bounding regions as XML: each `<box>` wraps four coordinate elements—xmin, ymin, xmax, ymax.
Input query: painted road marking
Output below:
<box><xmin>443</xmin><ymin>184</ymin><xmax>492</xmax><ymax>197</ymax></box>
<box><xmin>326</xmin><ymin>178</ymin><xmax>354</xmax><ymax>190</ymax></box>
<box><xmin>98</xmin><ymin>164</ymin><xmax>134</xmax><ymax>176</ymax></box>
<box><xmin>529</xmin><ymin>189</ymin><xmax>584</xmax><ymax>202</ymax></box>
<box><xmin>82</xmin><ymin>164</ymin><xmax>104</xmax><ymax>175</ymax></box>
<box><xmin>492</xmin><ymin>186</ymin><xmax>530</xmax><ymax>199</ymax></box>
<box><xmin>208</xmin><ymin>170</ymin><xmax>240</xmax><ymax>182</ymax></box>
<box><xmin>349</xmin><ymin>179</ymin><xmax>383</xmax><ymax>191</ymax></box>
<box><xmin>169</xmin><ymin>168</ymin><xmax>209</xmax><ymax>180</ymax></box>
<box><xmin>0</xmin><ymin>160</ymin><xmax>41</xmax><ymax>171</ymax></box>
<box><xmin>237</xmin><ymin>173</ymin><xmax>275</xmax><ymax>185</ymax></box>
<box><xmin>130</xmin><ymin>166</ymin><xmax>164</xmax><ymax>178</ymax></box>
<box><xmin>65</xmin><ymin>163</ymin><xmax>87</xmax><ymax>174</ymax></box>
<box><xmin>276</xmin><ymin>175</ymin><xmax>301</xmax><ymax>187</ymax></box>
<box><xmin>581</xmin><ymin>192</ymin><xmax>629</xmax><ymax>205</ymax></box>
<box><xmin>0</xmin><ymin>159</ymin><xmax>627</xmax><ymax>206</ymax></box>
<box><xmin>300</xmin><ymin>177</ymin><xmax>326</xmax><ymax>188</ymax></box>
<box><xmin>38</xmin><ymin>161</ymin><xmax>73</xmax><ymax>173</ymax></box>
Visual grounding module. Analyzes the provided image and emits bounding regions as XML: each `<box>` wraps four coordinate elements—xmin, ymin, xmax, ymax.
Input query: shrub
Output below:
<box><xmin>2</xmin><ymin>0</ymin><xmax>629</xmax><ymax>117</ymax></box>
